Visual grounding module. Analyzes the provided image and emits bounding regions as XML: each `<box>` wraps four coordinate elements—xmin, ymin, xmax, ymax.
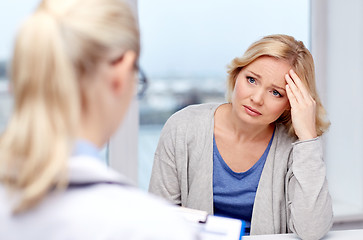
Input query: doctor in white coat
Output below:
<box><xmin>0</xmin><ymin>0</ymin><xmax>197</xmax><ymax>239</ymax></box>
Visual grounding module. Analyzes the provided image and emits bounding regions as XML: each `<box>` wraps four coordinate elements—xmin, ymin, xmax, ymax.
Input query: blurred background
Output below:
<box><xmin>1</xmin><ymin>0</ymin><xmax>363</xmax><ymax>229</ymax></box>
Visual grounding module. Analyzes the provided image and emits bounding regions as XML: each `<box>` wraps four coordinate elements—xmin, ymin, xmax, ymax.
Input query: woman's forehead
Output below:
<box><xmin>242</xmin><ymin>57</ymin><xmax>291</xmax><ymax>82</ymax></box>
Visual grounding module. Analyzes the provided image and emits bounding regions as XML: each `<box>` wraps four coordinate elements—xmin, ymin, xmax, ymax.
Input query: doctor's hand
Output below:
<box><xmin>285</xmin><ymin>69</ymin><xmax>317</xmax><ymax>141</ymax></box>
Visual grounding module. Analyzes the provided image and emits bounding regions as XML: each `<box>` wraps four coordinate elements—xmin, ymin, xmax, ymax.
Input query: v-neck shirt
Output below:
<box><xmin>213</xmin><ymin>130</ymin><xmax>275</xmax><ymax>234</ymax></box>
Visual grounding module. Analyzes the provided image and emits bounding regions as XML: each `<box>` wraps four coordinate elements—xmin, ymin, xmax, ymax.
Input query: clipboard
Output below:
<box><xmin>175</xmin><ymin>207</ymin><xmax>246</xmax><ymax>240</ymax></box>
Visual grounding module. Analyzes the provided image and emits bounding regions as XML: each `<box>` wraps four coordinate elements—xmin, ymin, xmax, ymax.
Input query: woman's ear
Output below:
<box><xmin>109</xmin><ymin>50</ymin><xmax>137</xmax><ymax>95</ymax></box>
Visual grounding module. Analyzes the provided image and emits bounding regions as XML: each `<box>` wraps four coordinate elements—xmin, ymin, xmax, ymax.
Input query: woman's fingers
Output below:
<box><xmin>285</xmin><ymin>69</ymin><xmax>317</xmax><ymax>140</ymax></box>
<box><xmin>287</xmin><ymin>69</ymin><xmax>313</xmax><ymax>101</ymax></box>
<box><xmin>285</xmin><ymin>84</ymin><xmax>297</xmax><ymax>107</ymax></box>
<box><xmin>285</xmin><ymin>72</ymin><xmax>304</xmax><ymax>104</ymax></box>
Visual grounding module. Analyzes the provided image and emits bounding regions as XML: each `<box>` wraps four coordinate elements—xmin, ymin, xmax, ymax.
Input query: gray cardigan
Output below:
<box><xmin>149</xmin><ymin>103</ymin><xmax>333</xmax><ymax>240</ymax></box>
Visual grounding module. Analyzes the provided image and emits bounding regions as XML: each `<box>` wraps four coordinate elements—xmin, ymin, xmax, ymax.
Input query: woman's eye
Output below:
<box><xmin>247</xmin><ymin>77</ymin><xmax>256</xmax><ymax>84</ymax></box>
<box><xmin>272</xmin><ymin>90</ymin><xmax>282</xmax><ymax>97</ymax></box>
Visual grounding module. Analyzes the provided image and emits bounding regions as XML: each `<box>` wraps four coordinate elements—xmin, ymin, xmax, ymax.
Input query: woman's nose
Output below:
<box><xmin>250</xmin><ymin>89</ymin><xmax>264</xmax><ymax>105</ymax></box>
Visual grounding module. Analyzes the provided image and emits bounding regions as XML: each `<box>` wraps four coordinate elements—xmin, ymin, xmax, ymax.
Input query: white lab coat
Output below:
<box><xmin>0</xmin><ymin>155</ymin><xmax>197</xmax><ymax>240</ymax></box>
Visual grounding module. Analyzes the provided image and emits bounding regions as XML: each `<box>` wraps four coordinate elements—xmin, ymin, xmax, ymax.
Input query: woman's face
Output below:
<box><xmin>231</xmin><ymin>56</ymin><xmax>291</xmax><ymax>127</ymax></box>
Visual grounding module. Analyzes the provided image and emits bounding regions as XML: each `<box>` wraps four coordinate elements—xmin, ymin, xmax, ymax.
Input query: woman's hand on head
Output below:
<box><xmin>285</xmin><ymin>69</ymin><xmax>317</xmax><ymax>141</ymax></box>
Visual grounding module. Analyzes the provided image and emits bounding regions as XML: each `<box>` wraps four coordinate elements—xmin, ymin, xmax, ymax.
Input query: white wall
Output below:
<box><xmin>108</xmin><ymin>0</ymin><xmax>139</xmax><ymax>184</ymax></box>
<box><xmin>312</xmin><ymin>0</ymin><xmax>363</xmax><ymax>218</ymax></box>
<box><xmin>109</xmin><ymin>100</ymin><xmax>139</xmax><ymax>185</ymax></box>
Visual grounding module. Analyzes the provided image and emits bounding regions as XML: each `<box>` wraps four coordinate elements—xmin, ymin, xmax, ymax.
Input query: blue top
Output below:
<box><xmin>213</xmin><ymin>131</ymin><xmax>274</xmax><ymax>234</ymax></box>
<box><xmin>73</xmin><ymin>140</ymin><xmax>106</xmax><ymax>165</ymax></box>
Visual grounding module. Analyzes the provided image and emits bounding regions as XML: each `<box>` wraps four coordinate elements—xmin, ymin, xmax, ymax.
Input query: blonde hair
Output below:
<box><xmin>226</xmin><ymin>34</ymin><xmax>330</xmax><ymax>137</ymax></box>
<box><xmin>0</xmin><ymin>0</ymin><xmax>139</xmax><ymax>214</ymax></box>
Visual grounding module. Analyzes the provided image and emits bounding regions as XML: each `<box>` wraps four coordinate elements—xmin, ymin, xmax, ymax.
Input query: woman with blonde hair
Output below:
<box><xmin>149</xmin><ymin>34</ymin><xmax>333</xmax><ymax>239</ymax></box>
<box><xmin>0</xmin><ymin>0</ymin><xmax>196</xmax><ymax>239</ymax></box>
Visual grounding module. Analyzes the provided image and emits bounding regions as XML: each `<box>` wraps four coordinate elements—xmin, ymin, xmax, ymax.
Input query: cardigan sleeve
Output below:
<box><xmin>148</xmin><ymin>120</ymin><xmax>182</xmax><ymax>206</ymax></box>
<box><xmin>286</xmin><ymin>137</ymin><xmax>333</xmax><ymax>240</ymax></box>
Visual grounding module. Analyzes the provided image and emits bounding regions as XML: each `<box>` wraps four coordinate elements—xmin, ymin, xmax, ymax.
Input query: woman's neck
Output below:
<box><xmin>215</xmin><ymin>103</ymin><xmax>274</xmax><ymax>143</ymax></box>
<box><xmin>77</xmin><ymin>106</ymin><xmax>109</xmax><ymax>148</ymax></box>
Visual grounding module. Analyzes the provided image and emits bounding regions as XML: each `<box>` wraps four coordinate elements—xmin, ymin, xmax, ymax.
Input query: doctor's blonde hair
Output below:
<box><xmin>0</xmin><ymin>0</ymin><xmax>139</xmax><ymax>214</ymax></box>
<box><xmin>226</xmin><ymin>34</ymin><xmax>330</xmax><ymax>137</ymax></box>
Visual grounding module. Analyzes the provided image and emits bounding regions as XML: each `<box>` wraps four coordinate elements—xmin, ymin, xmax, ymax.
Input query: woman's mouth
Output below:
<box><xmin>243</xmin><ymin>105</ymin><xmax>262</xmax><ymax>116</ymax></box>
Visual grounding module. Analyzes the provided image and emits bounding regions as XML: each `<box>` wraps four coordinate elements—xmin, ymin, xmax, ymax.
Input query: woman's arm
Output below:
<box><xmin>286</xmin><ymin>138</ymin><xmax>333</xmax><ymax>240</ymax></box>
<box><xmin>148</xmin><ymin>125</ymin><xmax>182</xmax><ymax>205</ymax></box>
<box><xmin>285</xmin><ymin>69</ymin><xmax>333</xmax><ymax>239</ymax></box>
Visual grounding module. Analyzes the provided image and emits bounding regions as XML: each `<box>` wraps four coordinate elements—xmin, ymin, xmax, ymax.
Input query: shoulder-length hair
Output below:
<box><xmin>226</xmin><ymin>34</ymin><xmax>330</xmax><ymax>137</ymax></box>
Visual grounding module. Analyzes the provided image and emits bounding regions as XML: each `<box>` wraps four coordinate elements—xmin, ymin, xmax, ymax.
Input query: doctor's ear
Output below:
<box><xmin>109</xmin><ymin>50</ymin><xmax>137</xmax><ymax>94</ymax></box>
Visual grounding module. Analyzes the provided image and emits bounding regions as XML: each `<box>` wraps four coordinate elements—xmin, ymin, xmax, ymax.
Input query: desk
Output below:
<box><xmin>243</xmin><ymin>229</ymin><xmax>363</xmax><ymax>240</ymax></box>
<box><xmin>178</xmin><ymin>207</ymin><xmax>363</xmax><ymax>239</ymax></box>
